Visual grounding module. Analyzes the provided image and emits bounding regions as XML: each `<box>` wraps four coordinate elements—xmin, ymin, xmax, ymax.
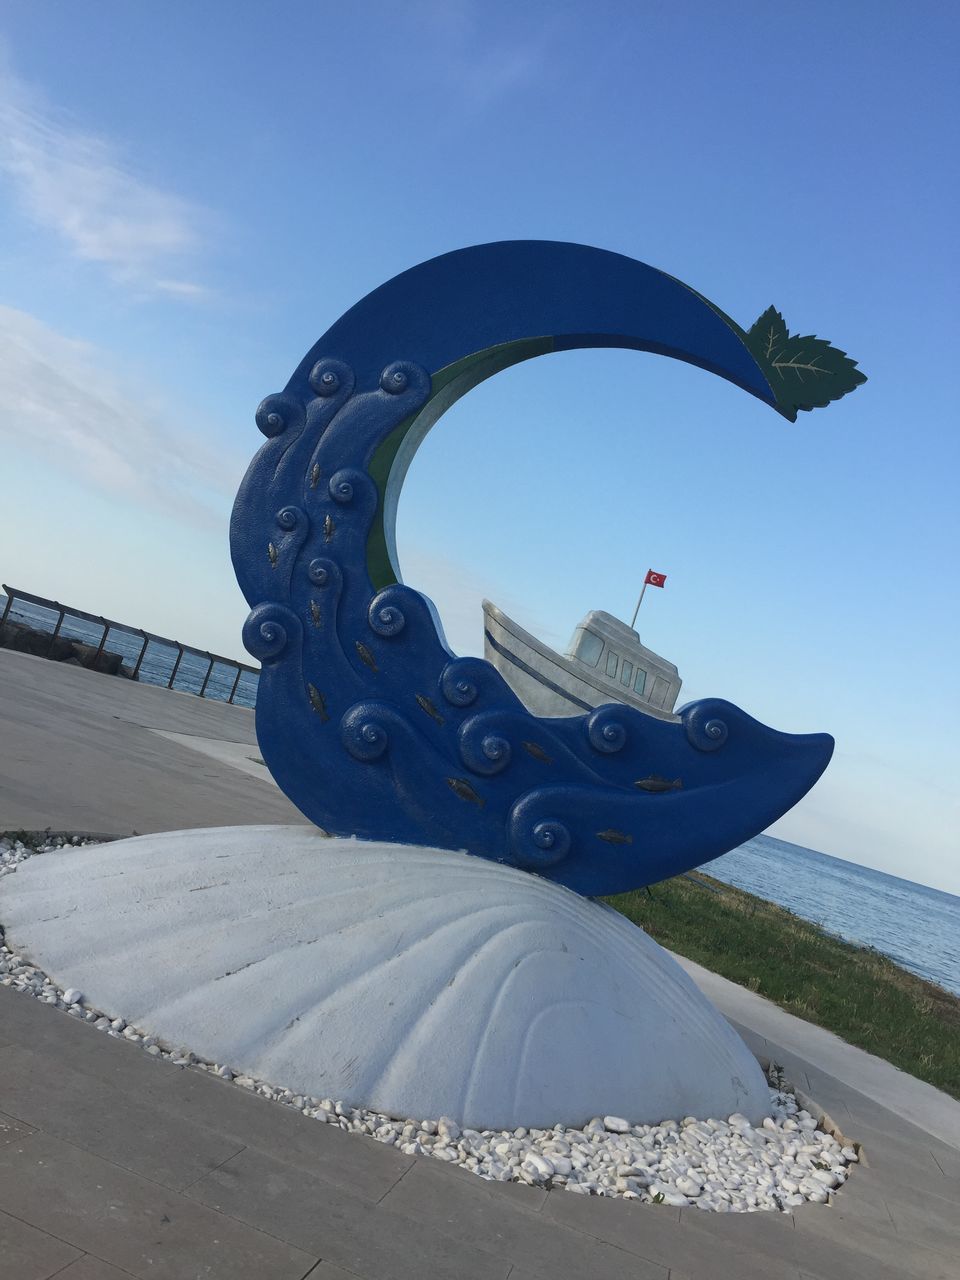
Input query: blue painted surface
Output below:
<box><xmin>230</xmin><ymin>241</ymin><xmax>835</xmax><ymax>895</ymax></box>
<box><xmin>286</xmin><ymin>241</ymin><xmax>777</xmax><ymax>409</ymax></box>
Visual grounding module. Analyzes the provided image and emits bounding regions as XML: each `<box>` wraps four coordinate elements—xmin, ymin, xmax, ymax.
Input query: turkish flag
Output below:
<box><xmin>645</xmin><ymin>570</ymin><xmax>667</xmax><ymax>588</ymax></box>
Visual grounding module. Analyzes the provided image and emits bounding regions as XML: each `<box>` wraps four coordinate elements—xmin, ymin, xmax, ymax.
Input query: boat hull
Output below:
<box><xmin>482</xmin><ymin>601</ymin><xmax>679</xmax><ymax>720</ymax></box>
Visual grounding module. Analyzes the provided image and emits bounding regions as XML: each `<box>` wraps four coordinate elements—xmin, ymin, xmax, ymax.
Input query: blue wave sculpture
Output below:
<box><xmin>231</xmin><ymin>241</ymin><xmax>864</xmax><ymax>896</ymax></box>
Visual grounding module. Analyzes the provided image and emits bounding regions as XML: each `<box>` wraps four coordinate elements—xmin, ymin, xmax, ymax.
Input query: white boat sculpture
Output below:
<box><xmin>482</xmin><ymin>601</ymin><xmax>682</xmax><ymax>722</ymax></box>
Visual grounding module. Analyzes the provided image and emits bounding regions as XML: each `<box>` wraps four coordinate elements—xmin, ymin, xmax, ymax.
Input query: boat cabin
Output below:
<box><xmin>482</xmin><ymin>600</ymin><xmax>682</xmax><ymax>721</ymax></box>
<box><xmin>565</xmin><ymin>611</ymin><xmax>681</xmax><ymax>713</ymax></box>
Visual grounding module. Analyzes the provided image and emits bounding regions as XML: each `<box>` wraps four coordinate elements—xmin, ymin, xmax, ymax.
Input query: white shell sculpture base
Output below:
<box><xmin>0</xmin><ymin>826</ymin><xmax>772</xmax><ymax>1131</ymax></box>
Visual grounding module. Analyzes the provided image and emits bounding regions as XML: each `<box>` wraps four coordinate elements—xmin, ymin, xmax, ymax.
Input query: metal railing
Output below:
<box><xmin>0</xmin><ymin>584</ymin><xmax>258</xmax><ymax>705</ymax></box>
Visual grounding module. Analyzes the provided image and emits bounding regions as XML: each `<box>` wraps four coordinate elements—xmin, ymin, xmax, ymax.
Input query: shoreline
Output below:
<box><xmin>608</xmin><ymin>872</ymin><xmax>960</xmax><ymax>1102</ymax></box>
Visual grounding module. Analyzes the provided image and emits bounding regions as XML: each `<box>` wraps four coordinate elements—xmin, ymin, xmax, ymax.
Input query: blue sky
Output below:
<box><xmin>1</xmin><ymin>2</ymin><xmax>957</xmax><ymax>891</ymax></box>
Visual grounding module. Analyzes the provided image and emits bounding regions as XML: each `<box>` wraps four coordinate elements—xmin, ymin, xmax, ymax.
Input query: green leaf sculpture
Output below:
<box><xmin>744</xmin><ymin>306</ymin><xmax>867</xmax><ymax>422</ymax></box>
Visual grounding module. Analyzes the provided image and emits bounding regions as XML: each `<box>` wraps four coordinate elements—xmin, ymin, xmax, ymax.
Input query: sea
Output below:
<box><xmin>705</xmin><ymin>836</ymin><xmax>960</xmax><ymax>998</ymax></box>
<box><xmin>4</xmin><ymin>595</ymin><xmax>959</xmax><ymax>997</ymax></box>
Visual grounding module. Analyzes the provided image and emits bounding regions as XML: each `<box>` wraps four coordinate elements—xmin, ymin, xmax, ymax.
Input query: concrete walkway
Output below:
<box><xmin>2</xmin><ymin>651</ymin><xmax>959</xmax><ymax>1279</ymax></box>
<box><xmin>0</xmin><ymin>648</ymin><xmax>306</xmax><ymax>834</ymax></box>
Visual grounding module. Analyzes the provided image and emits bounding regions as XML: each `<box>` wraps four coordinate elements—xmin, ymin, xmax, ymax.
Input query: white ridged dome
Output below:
<box><xmin>1</xmin><ymin>826</ymin><xmax>771</xmax><ymax>1129</ymax></box>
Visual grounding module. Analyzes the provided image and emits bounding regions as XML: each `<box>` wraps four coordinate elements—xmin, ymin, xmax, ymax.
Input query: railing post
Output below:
<box><xmin>168</xmin><ymin>644</ymin><xmax>185</xmax><ymax>689</ymax></box>
<box><xmin>132</xmin><ymin>630</ymin><xmax>149</xmax><ymax>680</ymax></box>
<box><xmin>228</xmin><ymin>666</ymin><xmax>243</xmax><ymax>704</ymax></box>
<box><xmin>198</xmin><ymin>654</ymin><xmax>215</xmax><ymax>697</ymax></box>
<box><xmin>0</xmin><ymin>586</ymin><xmax>14</xmax><ymax>629</ymax></box>
<box><xmin>93</xmin><ymin>620</ymin><xmax>110</xmax><ymax>664</ymax></box>
<box><xmin>47</xmin><ymin>606</ymin><xmax>67</xmax><ymax>656</ymax></box>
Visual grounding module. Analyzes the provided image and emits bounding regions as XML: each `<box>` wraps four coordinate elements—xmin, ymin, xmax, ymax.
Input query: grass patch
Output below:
<box><xmin>606</xmin><ymin>872</ymin><xmax>960</xmax><ymax>1101</ymax></box>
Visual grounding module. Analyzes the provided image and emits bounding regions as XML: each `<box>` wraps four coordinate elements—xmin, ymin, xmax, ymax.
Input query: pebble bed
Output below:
<box><xmin>1</xmin><ymin>834</ymin><xmax>858</xmax><ymax>1212</ymax></box>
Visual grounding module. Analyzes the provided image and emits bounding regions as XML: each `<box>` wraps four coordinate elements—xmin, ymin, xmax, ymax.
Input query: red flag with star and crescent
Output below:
<box><xmin>644</xmin><ymin>570</ymin><xmax>667</xmax><ymax>588</ymax></box>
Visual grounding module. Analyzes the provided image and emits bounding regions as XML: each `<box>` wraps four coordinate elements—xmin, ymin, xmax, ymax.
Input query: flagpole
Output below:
<box><xmin>630</xmin><ymin>582</ymin><xmax>647</xmax><ymax>630</ymax></box>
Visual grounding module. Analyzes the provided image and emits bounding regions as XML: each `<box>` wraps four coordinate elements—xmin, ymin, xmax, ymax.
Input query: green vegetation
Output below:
<box><xmin>606</xmin><ymin>873</ymin><xmax>960</xmax><ymax>1101</ymax></box>
<box><xmin>1</xmin><ymin>829</ymin><xmax>48</xmax><ymax>851</ymax></box>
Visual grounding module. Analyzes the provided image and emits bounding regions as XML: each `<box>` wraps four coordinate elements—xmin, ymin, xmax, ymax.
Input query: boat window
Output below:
<box><xmin>634</xmin><ymin>668</ymin><xmax>647</xmax><ymax>694</ymax></box>
<box><xmin>575</xmin><ymin>629</ymin><xmax>604</xmax><ymax>668</ymax></box>
<box><xmin>651</xmin><ymin>675</ymin><xmax>671</xmax><ymax>707</ymax></box>
<box><xmin>606</xmin><ymin>651</ymin><xmax>619</xmax><ymax>677</ymax></box>
<box><xmin>620</xmin><ymin>660</ymin><xmax>633</xmax><ymax>687</ymax></box>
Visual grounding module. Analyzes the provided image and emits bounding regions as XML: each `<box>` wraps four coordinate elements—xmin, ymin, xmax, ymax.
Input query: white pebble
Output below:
<box><xmin>603</xmin><ymin>1115</ymin><xmax>630</xmax><ymax>1133</ymax></box>
<box><xmin>522</xmin><ymin>1153</ymin><xmax>555</xmax><ymax>1181</ymax></box>
<box><xmin>438</xmin><ymin>1116</ymin><xmax>461</xmax><ymax>1141</ymax></box>
<box><xmin>676</xmin><ymin>1174</ymin><xmax>703</xmax><ymax>1196</ymax></box>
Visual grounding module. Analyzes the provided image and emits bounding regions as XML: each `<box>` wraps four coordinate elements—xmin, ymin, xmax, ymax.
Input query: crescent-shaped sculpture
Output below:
<box><xmin>231</xmin><ymin>241</ymin><xmax>864</xmax><ymax>896</ymax></box>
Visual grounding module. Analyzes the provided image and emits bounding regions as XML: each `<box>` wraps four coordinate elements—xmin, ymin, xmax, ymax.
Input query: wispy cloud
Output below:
<box><xmin>0</xmin><ymin>305</ymin><xmax>238</xmax><ymax>527</ymax></box>
<box><xmin>400</xmin><ymin>541</ymin><xmax>563</xmax><ymax>659</ymax></box>
<box><xmin>409</xmin><ymin>1</ymin><xmax>551</xmax><ymax>110</ymax></box>
<box><xmin>0</xmin><ymin>60</ymin><xmax>209</xmax><ymax>297</ymax></box>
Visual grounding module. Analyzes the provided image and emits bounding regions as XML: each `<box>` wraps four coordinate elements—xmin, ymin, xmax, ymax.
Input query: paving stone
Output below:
<box><xmin>203</xmin><ymin>1147</ymin><xmax>518</xmax><ymax>1280</ymax></box>
<box><xmin>147</xmin><ymin>1063</ymin><xmax>414</xmax><ymax>1201</ymax></box>
<box><xmin>929</xmin><ymin>1145</ymin><xmax>960</xmax><ymax>1180</ymax></box>
<box><xmin>820</xmin><ymin>1178</ymin><xmax>895</xmax><ymax>1225</ymax></box>
<box><xmin>381</xmin><ymin>1156</ymin><xmax>669</xmax><ymax>1279</ymax></box>
<box><xmin>666</xmin><ymin>1272</ymin><xmax>783</xmax><ymax>1280</ymax></box>
<box><xmin>803</xmin><ymin>1065</ymin><xmax>960</xmax><ymax>1158</ymax></box>
<box><xmin>852</xmin><ymin>1117</ymin><xmax>960</xmax><ymax>1196</ymax></box>
<box><xmin>882</xmin><ymin>1199</ymin><xmax>960</xmax><ymax>1260</ymax></box>
<box><xmin>0</xmin><ymin>1131</ymin><xmax>316</xmax><ymax>1279</ymax></box>
<box><xmin>0</xmin><ymin>1206</ymin><xmax>83</xmax><ymax>1280</ymax></box>
<box><xmin>852</xmin><ymin>1151</ymin><xmax>960</xmax><ymax>1217</ymax></box>
<box><xmin>799</xmin><ymin>1064</ymin><xmax>864</xmax><ymax>1106</ymax></box>
<box><xmin>187</xmin><ymin>1146</ymin><xmax>518</xmax><ymax>1280</ymax></box>
<box><xmin>543</xmin><ymin>1187</ymin><xmax>802</xmax><ymax>1280</ymax></box>
<box><xmin>500</xmin><ymin>1266</ymin><xmax>658</xmax><ymax>1280</ymax></box>
<box><xmin>386</xmin><ymin>1154</ymin><xmax>549</xmax><ymax>1217</ymax></box>
<box><xmin>0</xmin><ymin>986</ymin><xmax>179</xmax><ymax>1082</ymax></box>
<box><xmin>630</xmin><ymin>1251</ymin><xmax>799</xmax><ymax>1280</ymax></box>
<box><xmin>861</xmin><ymin>1148</ymin><xmax>957</xmax><ymax>1199</ymax></box>
<box><xmin>725</xmin><ymin>1017</ymin><xmax>770</xmax><ymax>1060</ymax></box>
<box><xmin>0</xmin><ymin>1108</ymin><xmax>36</xmax><ymax>1149</ymax></box>
<box><xmin>300</xmin><ymin>1266</ymin><xmax>371</xmax><ymax>1280</ymax></box>
<box><xmin>677</xmin><ymin>1180</ymin><xmax>957</xmax><ymax>1280</ymax></box>
<box><xmin>0</xmin><ymin>983</ymin><xmax>76</xmax><ymax>1046</ymax></box>
<box><xmin>421</xmin><ymin>1157</ymin><xmax>550</xmax><ymax>1215</ymax></box>
<box><xmin>678</xmin><ymin>1203</ymin><xmax>800</xmax><ymax>1249</ymax></box>
<box><xmin>855</xmin><ymin>1116</ymin><xmax>957</xmax><ymax>1167</ymax></box>
<box><xmin>839</xmin><ymin>1163</ymin><xmax>960</xmax><ymax>1242</ymax></box>
<box><xmin>54</xmin><ymin>1255</ymin><xmax>139</xmax><ymax>1278</ymax></box>
<box><xmin>783</xmin><ymin>1072</ymin><xmax>865</xmax><ymax>1140</ymax></box>
<box><xmin>185</xmin><ymin>1152</ymin><xmax>529</xmax><ymax>1280</ymax></box>
<box><xmin>0</xmin><ymin>1043</ymin><xmax>244</xmax><ymax>1191</ymax></box>
<box><xmin>816</xmin><ymin>1079</ymin><xmax>930</xmax><ymax>1131</ymax></box>
<box><xmin>791</xmin><ymin>1207</ymin><xmax>958</xmax><ymax>1280</ymax></box>
<box><xmin>0</xmin><ymin>988</ymin><xmax>413</xmax><ymax>1201</ymax></box>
